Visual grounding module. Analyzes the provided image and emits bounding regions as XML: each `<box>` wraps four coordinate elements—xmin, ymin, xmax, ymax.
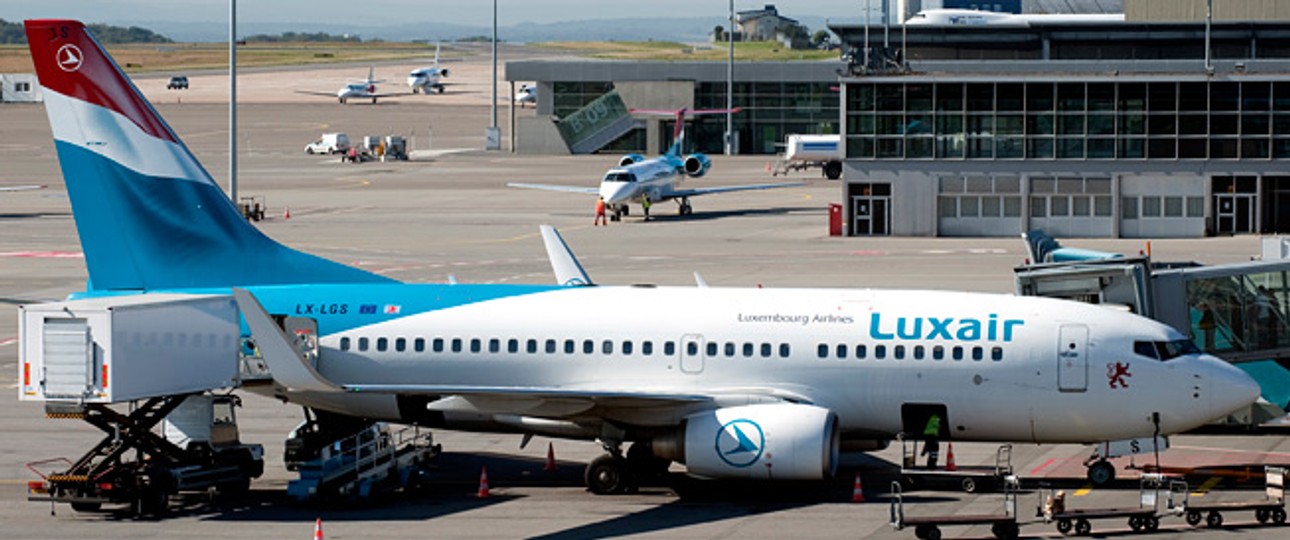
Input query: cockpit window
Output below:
<box><xmin>603</xmin><ymin>172</ymin><xmax>636</xmax><ymax>182</ymax></box>
<box><xmin>1134</xmin><ymin>339</ymin><xmax>1201</xmax><ymax>361</ymax></box>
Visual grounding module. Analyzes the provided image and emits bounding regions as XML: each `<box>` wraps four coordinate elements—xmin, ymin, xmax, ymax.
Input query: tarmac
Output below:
<box><xmin>0</xmin><ymin>52</ymin><xmax>1288</xmax><ymax>539</ymax></box>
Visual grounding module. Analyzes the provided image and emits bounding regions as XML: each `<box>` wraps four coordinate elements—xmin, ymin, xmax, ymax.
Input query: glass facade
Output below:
<box><xmin>1186</xmin><ymin>270</ymin><xmax>1290</xmax><ymax>355</ymax></box>
<box><xmin>845</xmin><ymin>81</ymin><xmax>1290</xmax><ymax>161</ymax></box>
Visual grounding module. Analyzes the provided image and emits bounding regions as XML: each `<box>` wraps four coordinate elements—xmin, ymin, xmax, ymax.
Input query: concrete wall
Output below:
<box><xmin>0</xmin><ymin>74</ymin><xmax>41</xmax><ymax>103</ymax></box>
<box><xmin>615</xmin><ymin>81</ymin><xmax>695</xmax><ymax>112</ymax></box>
<box><xmin>515</xmin><ymin>117</ymin><xmax>571</xmax><ymax>155</ymax></box>
<box><xmin>1127</xmin><ymin>0</ymin><xmax>1290</xmax><ymax>22</ymax></box>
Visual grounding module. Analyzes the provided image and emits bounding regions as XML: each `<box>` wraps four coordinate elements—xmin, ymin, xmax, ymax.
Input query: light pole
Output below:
<box><xmin>228</xmin><ymin>0</ymin><xmax>237</xmax><ymax>202</ymax></box>
<box><xmin>725</xmin><ymin>0</ymin><xmax>734</xmax><ymax>155</ymax></box>
<box><xmin>485</xmin><ymin>0</ymin><xmax>501</xmax><ymax>150</ymax></box>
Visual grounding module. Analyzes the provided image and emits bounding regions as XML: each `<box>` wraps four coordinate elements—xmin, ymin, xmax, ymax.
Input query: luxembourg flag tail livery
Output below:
<box><xmin>25</xmin><ymin>20</ymin><xmax>391</xmax><ymax>292</ymax></box>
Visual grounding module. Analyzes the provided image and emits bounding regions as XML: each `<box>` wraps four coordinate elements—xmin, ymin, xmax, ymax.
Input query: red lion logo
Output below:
<box><xmin>1107</xmin><ymin>362</ymin><xmax>1132</xmax><ymax>389</ymax></box>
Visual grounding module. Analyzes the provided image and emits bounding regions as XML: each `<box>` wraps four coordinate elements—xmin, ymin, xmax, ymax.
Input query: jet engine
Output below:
<box><xmin>683</xmin><ymin>153</ymin><xmax>711</xmax><ymax>177</ymax></box>
<box><xmin>651</xmin><ymin>403</ymin><xmax>838</xmax><ymax>480</ymax></box>
<box><xmin>439</xmin><ymin>68</ymin><xmax>449</xmax><ymax>78</ymax></box>
<box><xmin>618</xmin><ymin>154</ymin><xmax>646</xmax><ymax>167</ymax></box>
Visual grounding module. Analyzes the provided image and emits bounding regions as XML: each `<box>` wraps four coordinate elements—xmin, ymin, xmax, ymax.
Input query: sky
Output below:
<box><xmin>4</xmin><ymin>1</ymin><xmax>875</xmax><ymax>27</ymax></box>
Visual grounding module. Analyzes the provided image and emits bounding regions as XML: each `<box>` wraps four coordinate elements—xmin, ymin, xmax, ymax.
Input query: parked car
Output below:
<box><xmin>166</xmin><ymin>75</ymin><xmax>189</xmax><ymax>90</ymax></box>
<box><xmin>304</xmin><ymin>133</ymin><xmax>351</xmax><ymax>155</ymax></box>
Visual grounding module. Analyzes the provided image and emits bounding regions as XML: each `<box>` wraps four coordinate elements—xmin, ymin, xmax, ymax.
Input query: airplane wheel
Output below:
<box><xmin>437</xmin><ymin>86</ymin><xmax>445</xmax><ymax>94</ymax></box>
<box><xmin>1056</xmin><ymin>518</ymin><xmax>1072</xmax><ymax>535</ymax></box>
<box><xmin>306</xmin><ymin>148</ymin><xmax>315</xmax><ymax>155</ymax></box>
<box><xmin>1074</xmin><ymin>519</ymin><xmax>1091</xmax><ymax>536</ymax></box>
<box><xmin>1186</xmin><ymin>510</ymin><xmax>1202</xmax><ymax>526</ymax></box>
<box><xmin>1257</xmin><ymin>508</ymin><xmax>1270</xmax><ymax>523</ymax></box>
<box><xmin>1272</xmin><ymin>507</ymin><xmax>1287</xmax><ymax>524</ymax></box>
<box><xmin>371</xmin><ymin>97</ymin><xmax>377</xmax><ymax>104</ymax></box>
<box><xmin>1087</xmin><ymin>459</ymin><xmax>1115</xmax><ymax>486</ymax></box>
<box><xmin>1206</xmin><ymin>511</ymin><xmax>1223</xmax><ymax>528</ymax></box>
<box><xmin>412</xmin><ymin>87</ymin><xmax>419</xmax><ymax>94</ymax></box>
<box><xmin>585</xmin><ymin>454</ymin><xmax>631</xmax><ymax>495</ymax></box>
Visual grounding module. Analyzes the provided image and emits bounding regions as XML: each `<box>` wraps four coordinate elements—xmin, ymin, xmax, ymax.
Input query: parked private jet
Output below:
<box><xmin>514</xmin><ymin>84</ymin><xmax>536</xmax><ymax>107</ymax></box>
<box><xmin>298</xmin><ymin>66</ymin><xmax>399</xmax><ymax>104</ymax></box>
<box><xmin>24</xmin><ymin>19</ymin><xmax>1262</xmax><ymax>496</ymax></box>
<box><xmin>509</xmin><ymin>109</ymin><xmax>804</xmax><ymax>219</ymax></box>
<box><xmin>407</xmin><ymin>43</ymin><xmax>448</xmax><ymax>94</ymax></box>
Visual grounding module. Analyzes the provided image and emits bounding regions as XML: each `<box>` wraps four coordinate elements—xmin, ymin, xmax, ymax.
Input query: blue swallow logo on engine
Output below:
<box><xmin>715</xmin><ymin>419</ymin><xmax>765</xmax><ymax>468</ymax></box>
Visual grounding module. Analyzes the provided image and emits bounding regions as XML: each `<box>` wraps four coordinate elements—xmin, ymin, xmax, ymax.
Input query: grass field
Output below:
<box><xmin>0</xmin><ymin>41</ymin><xmax>440</xmax><ymax>74</ymax></box>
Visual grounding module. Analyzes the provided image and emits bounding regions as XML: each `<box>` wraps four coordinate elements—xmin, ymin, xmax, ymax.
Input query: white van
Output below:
<box><xmin>304</xmin><ymin>133</ymin><xmax>351</xmax><ymax>155</ymax></box>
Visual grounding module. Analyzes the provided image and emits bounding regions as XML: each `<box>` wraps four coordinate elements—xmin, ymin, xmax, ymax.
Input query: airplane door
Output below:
<box><xmin>1057</xmin><ymin>324</ymin><xmax>1088</xmax><ymax>392</ymax></box>
<box><xmin>680</xmin><ymin>334</ymin><xmax>704</xmax><ymax>374</ymax></box>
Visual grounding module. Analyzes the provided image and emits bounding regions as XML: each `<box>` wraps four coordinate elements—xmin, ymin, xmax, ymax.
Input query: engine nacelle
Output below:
<box><xmin>656</xmin><ymin>403</ymin><xmax>838</xmax><ymax>480</ymax></box>
<box><xmin>683</xmin><ymin>153</ymin><xmax>711</xmax><ymax>177</ymax></box>
<box><xmin>618</xmin><ymin>154</ymin><xmax>646</xmax><ymax>167</ymax></box>
<box><xmin>439</xmin><ymin>68</ymin><xmax>449</xmax><ymax>78</ymax></box>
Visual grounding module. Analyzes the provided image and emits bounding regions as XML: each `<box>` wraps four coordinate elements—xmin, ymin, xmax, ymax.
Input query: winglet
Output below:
<box><xmin>694</xmin><ymin>272</ymin><xmax>709</xmax><ymax>288</ymax></box>
<box><xmin>540</xmin><ymin>225</ymin><xmax>594</xmax><ymax>286</ymax></box>
<box><xmin>232</xmin><ymin>288</ymin><xmax>342</xmax><ymax>393</ymax></box>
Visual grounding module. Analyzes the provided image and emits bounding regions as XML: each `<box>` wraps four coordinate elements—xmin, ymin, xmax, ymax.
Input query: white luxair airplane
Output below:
<box><xmin>509</xmin><ymin>109</ymin><xmax>804</xmax><ymax>220</ymax></box>
<box><xmin>298</xmin><ymin>66</ymin><xmax>398</xmax><ymax>104</ymax></box>
<box><xmin>407</xmin><ymin>43</ymin><xmax>448</xmax><ymax>94</ymax></box>
<box><xmin>25</xmin><ymin>19</ymin><xmax>1262</xmax><ymax>496</ymax></box>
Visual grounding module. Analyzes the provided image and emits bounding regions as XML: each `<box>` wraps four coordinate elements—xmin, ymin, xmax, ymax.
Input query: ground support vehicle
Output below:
<box><xmin>287</xmin><ymin>422</ymin><xmax>439</xmax><ymax>503</ymax></box>
<box><xmin>770</xmin><ymin>134</ymin><xmax>842</xmax><ymax>180</ymax></box>
<box><xmin>1039</xmin><ymin>474</ymin><xmax>1185</xmax><ymax>536</ymax></box>
<box><xmin>890</xmin><ymin>476</ymin><xmax>1022</xmax><ymax>540</ymax></box>
<box><xmin>27</xmin><ymin>394</ymin><xmax>263</xmax><ymax>518</ymax></box>
<box><xmin>899</xmin><ymin>436</ymin><xmax>1014</xmax><ymax>493</ymax></box>
<box><xmin>1180</xmin><ymin>466</ymin><xmax>1286</xmax><ymax>528</ymax></box>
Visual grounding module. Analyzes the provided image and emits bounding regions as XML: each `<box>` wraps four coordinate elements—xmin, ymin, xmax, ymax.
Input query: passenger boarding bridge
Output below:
<box><xmin>1015</xmin><ymin>246</ymin><xmax>1290</xmax><ymax>423</ymax></box>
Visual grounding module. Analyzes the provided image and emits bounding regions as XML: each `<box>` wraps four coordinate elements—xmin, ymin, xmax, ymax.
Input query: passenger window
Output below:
<box><xmin>932</xmin><ymin>345</ymin><xmax>943</xmax><ymax>360</ymax></box>
<box><xmin>779</xmin><ymin>344</ymin><xmax>790</xmax><ymax>358</ymax></box>
<box><xmin>991</xmin><ymin>346</ymin><xmax>1003</xmax><ymax>361</ymax></box>
<box><xmin>706</xmin><ymin>342</ymin><xmax>718</xmax><ymax>357</ymax></box>
<box><xmin>914</xmin><ymin>345</ymin><xmax>925</xmax><ymax>360</ymax></box>
<box><xmin>340</xmin><ymin>337</ymin><xmax>350</xmax><ymax>351</ymax></box>
<box><xmin>761</xmin><ymin>343</ymin><xmax>772</xmax><ymax>357</ymax></box>
<box><xmin>358</xmin><ymin>337</ymin><xmax>369</xmax><ymax>351</ymax></box>
<box><xmin>687</xmin><ymin>342</ymin><xmax>699</xmax><ymax>356</ymax></box>
<box><xmin>508</xmin><ymin>339</ymin><xmax>519</xmax><ymax>353</ymax></box>
<box><xmin>527</xmin><ymin>339</ymin><xmax>538</xmax><ymax>353</ymax></box>
<box><xmin>643</xmin><ymin>341</ymin><xmax>654</xmax><ymax>355</ymax></box>
<box><xmin>451</xmin><ymin>338</ymin><xmax>462</xmax><ymax>353</ymax></box>
<box><xmin>855</xmin><ymin>344</ymin><xmax>867</xmax><ymax>359</ymax></box>
<box><xmin>622</xmin><ymin>341</ymin><xmax>633</xmax><ymax>355</ymax></box>
<box><xmin>564</xmin><ymin>339</ymin><xmax>575</xmax><ymax>354</ymax></box>
<box><xmin>817</xmin><ymin>344</ymin><xmax>829</xmax><ymax>358</ymax></box>
<box><xmin>583</xmin><ymin>340</ymin><xmax>594</xmax><ymax>354</ymax></box>
<box><xmin>489</xmin><ymin>339</ymin><xmax>500</xmax><ymax>353</ymax></box>
<box><xmin>836</xmin><ymin>344</ymin><xmax>848</xmax><ymax>359</ymax></box>
<box><xmin>952</xmin><ymin>346</ymin><xmax>963</xmax><ymax>360</ymax></box>
<box><xmin>546</xmin><ymin>339</ymin><xmax>557</xmax><ymax>354</ymax></box>
<box><xmin>875</xmin><ymin>344</ymin><xmax>886</xmax><ymax>359</ymax></box>
<box><xmin>377</xmin><ymin>337</ymin><xmax>388</xmax><ymax>352</ymax></box>
<box><xmin>972</xmin><ymin>346</ymin><xmax>984</xmax><ymax>361</ymax></box>
<box><xmin>602</xmin><ymin>340</ymin><xmax>614</xmax><ymax>355</ymax></box>
<box><xmin>894</xmin><ymin>345</ymin><xmax>905</xmax><ymax>359</ymax></box>
<box><xmin>414</xmin><ymin>338</ymin><xmax>425</xmax><ymax>352</ymax></box>
<box><xmin>433</xmin><ymin>338</ymin><xmax>444</xmax><ymax>352</ymax></box>
<box><xmin>665</xmin><ymin>341</ymin><xmax>676</xmax><ymax>356</ymax></box>
<box><xmin>743</xmin><ymin>343</ymin><xmax>754</xmax><ymax>357</ymax></box>
<box><xmin>470</xmin><ymin>339</ymin><xmax>482</xmax><ymax>353</ymax></box>
<box><xmin>395</xmin><ymin>338</ymin><xmax>406</xmax><ymax>352</ymax></box>
<box><xmin>724</xmin><ymin>342</ymin><xmax>735</xmax><ymax>357</ymax></box>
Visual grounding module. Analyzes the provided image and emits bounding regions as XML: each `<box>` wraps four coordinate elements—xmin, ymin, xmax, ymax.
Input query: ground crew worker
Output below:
<box><xmin>641</xmin><ymin>194</ymin><xmax>651</xmax><ymax>221</ymax></box>
<box><xmin>921</xmin><ymin>413</ymin><xmax>942</xmax><ymax>469</ymax></box>
<box><xmin>594</xmin><ymin>196</ymin><xmax>608</xmax><ymax>227</ymax></box>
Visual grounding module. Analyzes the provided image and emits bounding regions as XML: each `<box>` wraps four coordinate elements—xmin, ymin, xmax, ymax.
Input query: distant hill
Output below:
<box><xmin>0</xmin><ymin>18</ymin><xmax>172</xmax><ymax>44</ymax></box>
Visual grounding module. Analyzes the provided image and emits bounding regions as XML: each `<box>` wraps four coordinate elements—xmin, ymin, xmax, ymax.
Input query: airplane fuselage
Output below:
<box><xmin>599</xmin><ymin>157</ymin><xmax>684</xmax><ymax>206</ymax></box>
<box><xmin>241</xmin><ymin>283</ymin><xmax>1256</xmax><ymax>445</ymax></box>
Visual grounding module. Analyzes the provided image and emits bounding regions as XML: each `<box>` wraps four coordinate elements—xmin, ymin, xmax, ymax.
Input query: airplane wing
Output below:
<box><xmin>668</xmin><ymin>181</ymin><xmax>806</xmax><ymax>198</ymax></box>
<box><xmin>294</xmin><ymin>90</ymin><xmax>340</xmax><ymax>97</ymax></box>
<box><xmin>507</xmin><ymin>182</ymin><xmax>599</xmax><ymax>195</ymax></box>
<box><xmin>0</xmin><ymin>185</ymin><xmax>45</xmax><ymax>192</ymax></box>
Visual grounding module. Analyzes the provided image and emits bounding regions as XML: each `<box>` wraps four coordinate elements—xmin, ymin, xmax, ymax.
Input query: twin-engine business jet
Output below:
<box><xmin>298</xmin><ymin>66</ymin><xmax>399</xmax><ymax>104</ymax></box>
<box><xmin>509</xmin><ymin>109</ymin><xmax>804</xmax><ymax>220</ymax></box>
<box><xmin>24</xmin><ymin>19</ymin><xmax>1262</xmax><ymax>495</ymax></box>
<box><xmin>406</xmin><ymin>43</ymin><xmax>448</xmax><ymax>94</ymax></box>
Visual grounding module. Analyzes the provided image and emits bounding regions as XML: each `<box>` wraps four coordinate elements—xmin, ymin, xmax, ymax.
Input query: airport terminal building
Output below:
<box><xmin>831</xmin><ymin>18</ymin><xmax>1290</xmax><ymax>238</ymax></box>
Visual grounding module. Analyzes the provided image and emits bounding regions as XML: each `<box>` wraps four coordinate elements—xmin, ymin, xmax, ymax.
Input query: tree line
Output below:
<box><xmin>0</xmin><ymin>19</ymin><xmax>172</xmax><ymax>44</ymax></box>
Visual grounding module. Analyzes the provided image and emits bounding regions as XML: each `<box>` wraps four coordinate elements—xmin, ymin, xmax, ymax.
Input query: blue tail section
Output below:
<box><xmin>27</xmin><ymin>19</ymin><xmax>393</xmax><ymax>291</ymax></box>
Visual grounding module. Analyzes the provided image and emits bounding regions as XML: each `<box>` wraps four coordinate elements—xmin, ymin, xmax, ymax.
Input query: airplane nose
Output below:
<box><xmin>601</xmin><ymin>183</ymin><xmax>633</xmax><ymax>205</ymax></box>
<box><xmin>1208</xmin><ymin>357</ymin><xmax>1262</xmax><ymax>419</ymax></box>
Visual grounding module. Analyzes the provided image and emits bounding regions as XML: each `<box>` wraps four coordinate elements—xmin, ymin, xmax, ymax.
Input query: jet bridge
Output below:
<box><xmin>1015</xmin><ymin>256</ymin><xmax>1290</xmax><ymax>421</ymax></box>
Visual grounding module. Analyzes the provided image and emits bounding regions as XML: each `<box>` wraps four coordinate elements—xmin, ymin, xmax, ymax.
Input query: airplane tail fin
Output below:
<box><xmin>631</xmin><ymin>108</ymin><xmax>740</xmax><ymax>157</ymax></box>
<box><xmin>25</xmin><ymin>20</ymin><xmax>393</xmax><ymax>291</ymax></box>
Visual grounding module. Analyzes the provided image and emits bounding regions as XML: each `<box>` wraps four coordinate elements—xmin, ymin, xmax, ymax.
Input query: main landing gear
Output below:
<box><xmin>584</xmin><ymin>441</ymin><xmax>671</xmax><ymax>495</ymax></box>
<box><xmin>677</xmin><ymin>197</ymin><xmax>693</xmax><ymax>216</ymax></box>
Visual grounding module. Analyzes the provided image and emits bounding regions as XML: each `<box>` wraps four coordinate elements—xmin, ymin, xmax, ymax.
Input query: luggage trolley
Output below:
<box><xmin>899</xmin><ymin>434</ymin><xmax>1014</xmax><ymax>493</ymax></box>
<box><xmin>890</xmin><ymin>475</ymin><xmax>1021</xmax><ymax>540</ymax></box>
<box><xmin>1038</xmin><ymin>473</ymin><xmax>1186</xmax><ymax>536</ymax></box>
<box><xmin>1179</xmin><ymin>465</ymin><xmax>1286</xmax><ymax>528</ymax></box>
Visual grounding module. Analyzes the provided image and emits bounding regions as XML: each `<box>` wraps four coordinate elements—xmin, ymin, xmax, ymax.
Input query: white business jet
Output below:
<box><xmin>25</xmin><ymin>18</ymin><xmax>1262</xmax><ymax>497</ymax></box>
<box><xmin>407</xmin><ymin>43</ymin><xmax>448</xmax><ymax>94</ymax></box>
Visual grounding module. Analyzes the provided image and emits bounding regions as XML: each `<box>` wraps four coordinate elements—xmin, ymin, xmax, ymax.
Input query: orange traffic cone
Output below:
<box><xmin>477</xmin><ymin>466</ymin><xmax>491</xmax><ymax>498</ymax></box>
<box><xmin>544</xmin><ymin>442</ymin><xmax>558</xmax><ymax>472</ymax></box>
<box><xmin>850</xmin><ymin>473</ymin><xmax>865</xmax><ymax>502</ymax></box>
<box><xmin>283</xmin><ymin>207</ymin><xmax>291</xmax><ymax>220</ymax></box>
<box><xmin>945</xmin><ymin>443</ymin><xmax>957</xmax><ymax>472</ymax></box>
<box><xmin>313</xmin><ymin>518</ymin><xmax>324</xmax><ymax>540</ymax></box>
